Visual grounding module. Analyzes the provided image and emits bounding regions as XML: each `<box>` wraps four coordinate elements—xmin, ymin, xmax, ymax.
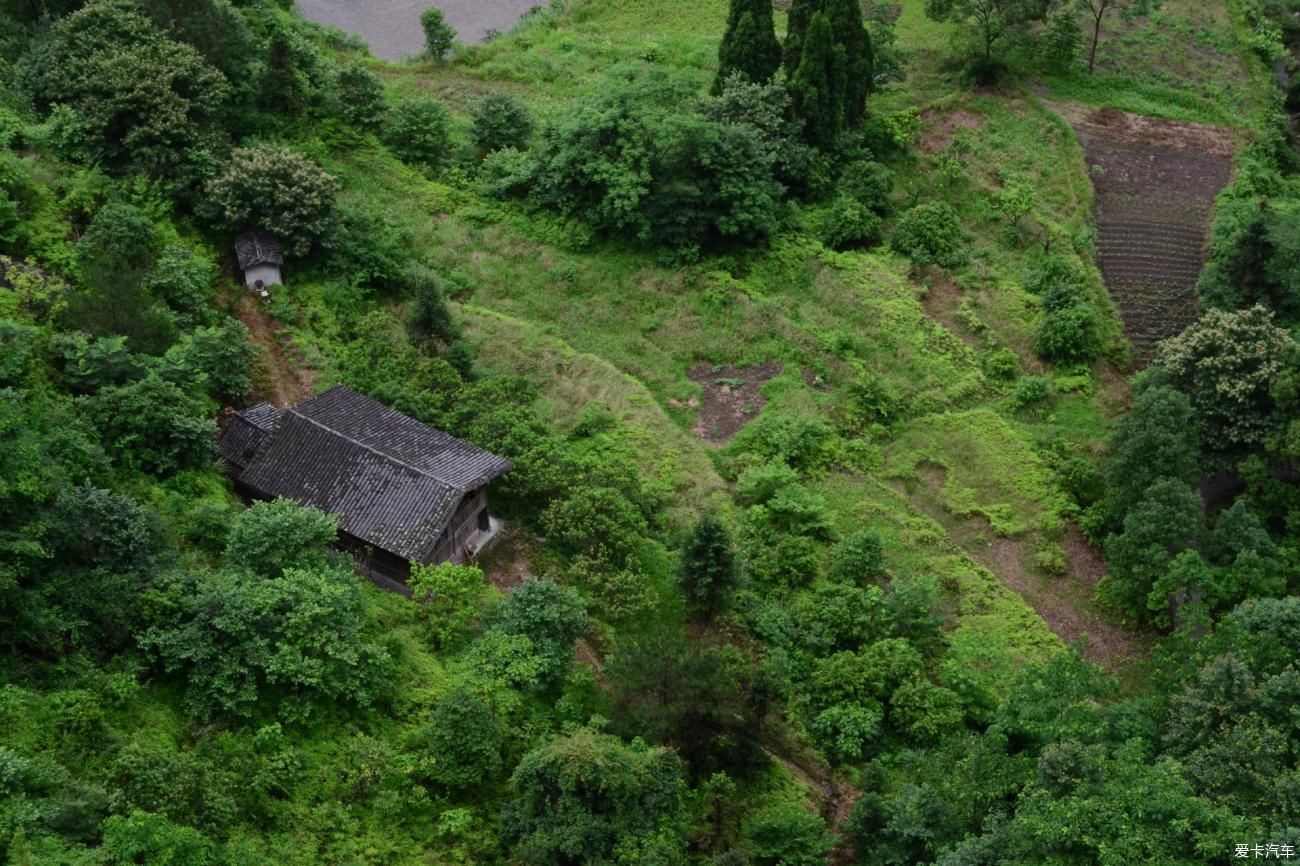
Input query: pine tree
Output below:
<box><xmin>714</xmin><ymin>0</ymin><xmax>782</xmax><ymax>93</ymax></box>
<box><xmin>826</xmin><ymin>0</ymin><xmax>873</xmax><ymax>128</ymax></box>
<box><xmin>788</xmin><ymin>12</ymin><xmax>843</xmax><ymax>148</ymax></box>
<box><xmin>680</xmin><ymin>514</ymin><xmax>737</xmax><ymax>621</ymax></box>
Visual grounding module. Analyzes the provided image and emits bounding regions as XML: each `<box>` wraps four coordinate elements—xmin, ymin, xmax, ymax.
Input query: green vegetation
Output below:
<box><xmin>0</xmin><ymin>0</ymin><xmax>1298</xmax><ymax>862</ymax></box>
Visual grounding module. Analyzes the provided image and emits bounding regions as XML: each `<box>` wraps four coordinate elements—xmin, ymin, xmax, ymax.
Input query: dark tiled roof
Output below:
<box><xmin>223</xmin><ymin>386</ymin><xmax>510</xmax><ymax>562</ymax></box>
<box><xmin>235</xmin><ymin>231</ymin><xmax>284</xmax><ymax>270</ymax></box>
<box><xmin>217</xmin><ymin>403</ymin><xmax>282</xmax><ymax>469</ymax></box>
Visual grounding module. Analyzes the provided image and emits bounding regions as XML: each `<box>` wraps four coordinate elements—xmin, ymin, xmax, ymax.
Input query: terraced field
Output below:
<box><xmin>1053</xmin><ymin>104</ymin><xmax>1235</xmax><ymax>362</ymax></box>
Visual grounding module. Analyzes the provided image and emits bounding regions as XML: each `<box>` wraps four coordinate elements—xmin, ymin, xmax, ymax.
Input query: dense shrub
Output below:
<box><xmin>1035</xmin><ymin>303</ymin><xmax>1102</xmax><ymax>366</ymax></box>
<box><xmin>471</xmin><ymin>92</ymin><xmax>534</xmax><ymax>154</ymax></box>
<box><xmin>820</xmin><ymin>195</ymin><xmax>883</xmax><ymax>250</ymax></box>
<box><xmin>335</xmin><ymin>61</ymin><xmax>386</xmax><ymax>131</ymax></box>
<box><xmin>84</xmin><ymin>373</ymin><xmax>215</xmax><ymax>475</ymax></box>
<box><xmin>890</xmin><ymin>202</ymin><xmax>968</xmax><ymax>267</ymax></box>
<box><xmin>384</xmin><ymin>95</ymin><xmax>452</xmax><ymax>167</ymax></box>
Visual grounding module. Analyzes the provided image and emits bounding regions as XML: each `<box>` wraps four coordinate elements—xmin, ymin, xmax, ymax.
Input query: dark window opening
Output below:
<box><xmin>476</xmin><ymin>507</ymin><xmax>490</xmax><ymax>532</ymax></box>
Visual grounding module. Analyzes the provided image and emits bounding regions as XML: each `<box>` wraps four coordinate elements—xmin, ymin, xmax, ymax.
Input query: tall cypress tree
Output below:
<box><xmin>783</xmin><ymin>0</ymin><xmax>826</xmax><ymax>79</ymax></box>
<box><xmin>826</xmin><ymin>0</ymin><xmax>873</xmax><ymax>128</ymax></box>
<box><xmin>680</xmin><ymin>514</ymin><xmax>737</xmax><ymax>621</ymax></box>
<box><xmin>788</xmin><ymin>12</ymin><xmax>843</xmax><ymax>148</ymax></box>
<box><xmin>714</xmin><ymin>0</ymin><xmax>782</xmax><ymax>92</ymax></box>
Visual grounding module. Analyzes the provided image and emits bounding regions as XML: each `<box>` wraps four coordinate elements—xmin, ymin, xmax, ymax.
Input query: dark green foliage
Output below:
<box><xmin>1102</xmin><ymin>478</ymin><xmax>1204</xmax><ymax>619</ymax></box>
<box><xmin>699</xmin><ymin>74</ymin><xmax>813</xmax><ymax>193</ymax></box>
<box><xmin>83</xmin><ymin>373</ymin><xmax>215</xmax><ymax>475</ymax></box>
<box><xmin>384</xmin><ymin>95</ymin><xmax>452</xmax><ymax>167</ymax></box>
<box><xmin>680</xmin><ymin>514</ymin><xmax>738</xmax><ymax>620</ymax></box>
<box><xmin>787</xmin><ymin>13</ymin><xmax>843</xmax><ymax>148</ymax></box>
<box><xmin>484</xmin><ymin>577</ymin><xmax>589</xmax><ymax>691</ymax></box>
<box><xmin>141</xmin><ymin>565</ymin><xmax>394</xmax><ymax>721</ymax></box>
<box><xmin>502</xmin><ymin>727</ymin><xmax>688</xmax><ymax>865</ymax></box>
<box><xmin>420</xmin><ymin>6</ymin><xmax>456</xmax><ymax>60</ymax></box>
<box><xmin>471</xmin><ymin>92</ymin><xmax>534</xmax><ymax>154</ymax></box>
<box><xmin>1035</xmin><ymin>303</ymin><xmax>1102</xmax><ymax>366</ymax></box>
<box><xmin>63</xmin><ymin>203</ymin><xmax>176</xmax><ymax>355</ymax></box>
<box><xmin>608</xmin><ymin>629</ymin><xmax>765</xmax><ymax>780</ymax></box>
<box><xmin>146</xmin><ymin>245</ymin><xmax>216</xmax><ymax>330</ymax></box>
<box><xmin>714</xmin><ymin>0</ymin><xmax>782</xmax><ymax>92</ymax></box>
<box><xmin>403</xmin><ymin>265</ymin><xmax>460</xmax><ymax>353</ymax></box>
<box><xmin>161</xmin><ymin>319</ymin><xmax>258</xmax><ymax>400</ymax></box>
<box><xmin>107</xmin><ymin>739</ymin><xmax>237</xmax><ymax>833</ymax></box>
<box><xmin>421</xmin><ymin>687</ymin><xmax>504</xmax><ymax>790</ymax></box>
<box><xmin>41</xmin><ymin>0</ymin><xmax>230</xmax><ymax>178</ymax></box>
<box><xmin>828</xmin><ymin>530</ymin><xmax>885</xmax><ymax>585</ymax></box>
<box><xmin>1039</xmin><ymin>9</ymin><xmax>1082</xmax><ymax>71</ymax></box>
<box><xmin>541</xmin><ymin>486</ymin><xmax>649</xmax><ymax>565</ymax></box>
<box><xmin>204</xmin><ymin>145</ymin><xmax>339</xmax><ymax>257</ymax></box>
<box><xmin>100</xmin><ymin>810</ymin><xmax>218</xmax><ymax>866</ymax></box>
<box><xmin>335</xmin><ymin>61</ymin><xmax>386</xmax><ymax>131</ymax></box>
<box><xmin>820</xmin><ymin>194</ymin><xmax>883</xmax><ymax>250</ymax></box>
<box><xmin>1199</xmin><ymin>201</ymin><xmax>1300</xmax><ymax>318</ymax></box>
<box><xmin>534</xmin><ymin>70</ymin><xmax>784</xmax><ymax>251</ymax></box>
<box><xmin>222</xmin><ymin>498</ymin><xmax>337</xmax><ymax>578</ymax></box>
<box><xmin>890</xmin><ymin>202</ymin><xmax>968</xmax><ymax>267</ymax></box>
<box><xmin>742</xmin><ymin>803</ymin><xmax>833</xmax><ymax>866</ymax></box>
<box><xmin>1092</xmin><ymin>376</ymin><xmax>1199</xmax><ymax>534</ymax></box>
<box><xmin>825</xmin><ymin>0</ymin><xmax>874</xmax><ymax>128</ymax></box>
<box><xmin>840</xmin><ymin>160</ymin><xmax>893</xmax><ymax>214</ymax></box>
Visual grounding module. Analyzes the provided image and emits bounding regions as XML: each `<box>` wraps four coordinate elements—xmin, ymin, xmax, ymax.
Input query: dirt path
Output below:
<box><xmin>234</xmin><ymin>294</ymin><xmax>316</xmax><ymax>407</ymax></box>
<box><xmin>1047</xmin><ymin>101</ymin><xmax>1234</xmax><ymax>364</ymax></box>
<box><xmin>902</xmin><ymin>470</ymin><xmax>1148</xmax><ymax>669</ymax></box>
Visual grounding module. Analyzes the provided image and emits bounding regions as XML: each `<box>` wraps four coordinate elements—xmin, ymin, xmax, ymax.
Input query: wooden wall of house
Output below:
<box><xmin>428</xmin><ymin>487</ymin><xmax>490</xmax><ymax>565</ymax></box>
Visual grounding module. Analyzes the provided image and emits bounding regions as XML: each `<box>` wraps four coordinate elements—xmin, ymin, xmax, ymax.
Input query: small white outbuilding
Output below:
<box><xmin>235</xmin><ymin>231</ymin><xmax>284</xmax><ymax>297</ymax></box>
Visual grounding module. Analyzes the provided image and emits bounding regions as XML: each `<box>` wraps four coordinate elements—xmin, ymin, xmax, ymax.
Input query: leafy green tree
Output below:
<box><xmin>472</xmin><ymin>92</ymin><xmax>535</xmax><ymax>154</ymax></box>
<box><xmin>141</xmin><ymin>566</ymin><xmax>393</xmax><ymax>721</ymax></box>
<box><xmin>820</xmin><ymin>195</ymin><xmax>883</xmax><ymax>250</ymax></box>
<box><xmin>890</xmin><ymin>202</ymin><xmax>968</xmax><ymax>267</ymax></box>
<box><xmin>63</xmin><ymin>203</ymin><xmax>177</xmax><ymax>355</ymax></box>
<box><xmin>146</xmin><ymin>244</ymin><xmax>217</xmax><ymax>330</ymax></box>
<box><xmin>84</xmin><ymin>373</ymin><xmax>214</xmax><ymax>476</ymax></box>
<box><xmin>160</xmin><ymin>319</ymin><xmax>258</xmax><ymax>400</ymax></box>
<box><xmin>335</xmin><ymin>61</ymin><xmax>386</xmax><ymax>131</ymax></box>
<box><xmin>680</xmin><ymin>514</ymin><xmax>738</xmax><ymax>621</ymax></box>
<box><xmin>1200</xmin><ymin>200</ymin><xmax>1300</xmax><ymax>320</ymax></box>
<box><xmin>828</xmin><ymin>530</ymin><xmax>885</xmax><ymax>585</ymax></box>
<box><xmin>223</xmin><ymin>498</ymin><xmax>337</xmax><ymax>578</ymax></box>
<box><xmin>485</xmin><ymin>577</ymin><xmax>589</xmax><ymax>691</ymax></box>
<box><xmin>43</xmin><ymin>0</ymin><xmax>230</xmax><ymax>178</ymax></box>
<box><xmin>385</xmin><ymin>95</ymin><xmax>452</xmax><ymax>167</ymax></box>
<box><xmin>890</xmin><ymin>675</ymin><xmax>965</xmax><ymax>741</ymax></box>
<box><xmin>204</xmin><ymin>145</ymin><xmax>339</xmax><ymax>257</ymax></box>
<box><xmin>421</xmin><ymin>6</ymin><xmax>456</xmax><ymax>61</ymax></box>
<box><xmin>1157</xmin><ymin>305</ymin><xmax>1292</xmax><ymax>457</ymax></box>
<box><xmin>1102</xmin><ymin>478</ymin><xmax>1204</xmax><ymax>619</ymax></box>
<box><xmin>742</xmin><ymin>803</ymin><xmax>834</xmax><ymax>866</ymax></box>
<box><xmin>502</xmin><ymin>727</ymin><xmax>688</xmax><ymax>865</ymax></box>
<box><xmin>923</xmin><ymin>0</ymin><xmax>1048</xmax><ymax>64</ymax></box>
<box><xmin>1035</xmin><ymin>303</ymin><xmax>1102</xmax><ymax>366</ymax></box>
<box><xmin>699</xmin><ymin>74</ymin><xmax>813</xmax><ymax>193</ymax></box>
<box><xmin>100</xmin><ymin>810</ymin><xmax>217</xmax><ymax>866</ymax></box>
<box><xmin>714</xmin><ymin>0</ymin><xmax>782</xmax><ymax>92</ymax></box>
<box><xmin>1093</xmin><ymin>376</ymin><xmax>1199</xmax><ymax>533</ymax></box>
<box><xmin>421</xmin><ymin>687</ymin><xmax>504</xmax><ymax>790</ymax></box>
<box><xmin>1039</xmin><ymin>8</ymin><xmax>1082</xmax><ymax>71</ymax></box>
<box><xmin>788</xmin><ymin>12</ymin><xmax>843</xmax><ymax>148</ymax></box>
<box><xmin>409</xmin><ymin>562</ymin><xmax>492</xmax><ymax>650</ymax></box>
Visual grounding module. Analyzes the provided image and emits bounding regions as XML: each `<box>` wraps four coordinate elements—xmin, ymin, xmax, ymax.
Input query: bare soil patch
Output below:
<box><xmin>688</xmin><ymin>361</ymin><xmax>781</xmax><ymax>445</ymax></box>
<box><xmin>920</xmin><ymin>277</ymin><xmax>979</xmax><ymax>348</ymax></box>
<box><xmin>234</xmin><ymin>294</ymin><xmax>316</xmax><ymax>407</ymax></box>
<box><xmin>918</xmin><ymin>107</ymin><xmax>986</xmax><ymax>154</ymax></box>
<box><xmin>906</xmin><ymin>466</ymin><xmax>1145</xmax><ymax>668</ymax></box>
<box><xmin>1049</xmin><ymin>102</ymin><xmax>1234</xmax><ymax>364</ymax></box>
<box><xmin>477</xmin><ymin>524</ymin><xmax>534</xmax><ymax>591</ymax></box>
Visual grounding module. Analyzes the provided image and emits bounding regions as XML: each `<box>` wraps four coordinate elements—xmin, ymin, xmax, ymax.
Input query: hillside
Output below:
<box><xmin>2</xmin><ymin>0</ymin><xmax>1300</xmax><ymax>863</ymax></box>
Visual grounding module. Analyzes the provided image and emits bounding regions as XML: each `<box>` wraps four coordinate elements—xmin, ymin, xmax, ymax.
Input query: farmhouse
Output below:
<box><xmin>235</xmin><ymin>231</ymin><xmax>284</xmax><ymax>294</ymax></box>
<box><xmin>218</xmin><ymin>384</ymin><xmax>511</xmax><ymax>587</ymax></box>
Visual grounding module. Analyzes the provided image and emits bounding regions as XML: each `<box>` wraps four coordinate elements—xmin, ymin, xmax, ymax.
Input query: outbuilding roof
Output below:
<box><xmin>235</xmin><ymin>231</ymin><xmax>285</xmax><ymax>270</ymax></box>
<box><xmin>222</xmin><ymin>385</ymin><xmax>511</xmax><ymax>562</ymax></box>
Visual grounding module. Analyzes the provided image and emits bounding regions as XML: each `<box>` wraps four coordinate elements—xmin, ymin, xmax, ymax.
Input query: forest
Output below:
<box><xmin>1</xmin><ymin>0</ymin><xmax>1300</xmax><ymax>863</ymax></box>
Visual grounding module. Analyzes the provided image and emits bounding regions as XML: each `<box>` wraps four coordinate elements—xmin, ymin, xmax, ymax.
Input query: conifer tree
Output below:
<box><xmin>826</xmin><ymin>0</ymin><xmax>873</xmax><ymax>128</ymax></box>
<box><xmin>783</xmin><ymin>0</ymin><xmax>826</xmax><ymax>79</ymax></box>
<box><xmin>680</xmin><ymin>514</ymin><xmax>738</xmax><ymax>621</ymax></box>
<box><xmin>788</xmin><ymin>12</ymin><xmax>844</xmax><ymax>148</ymax></box>
<box><xmin>714</xmin><ymin>0</ymin><xmax>782</xmax><ymax>92</ymax></box>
